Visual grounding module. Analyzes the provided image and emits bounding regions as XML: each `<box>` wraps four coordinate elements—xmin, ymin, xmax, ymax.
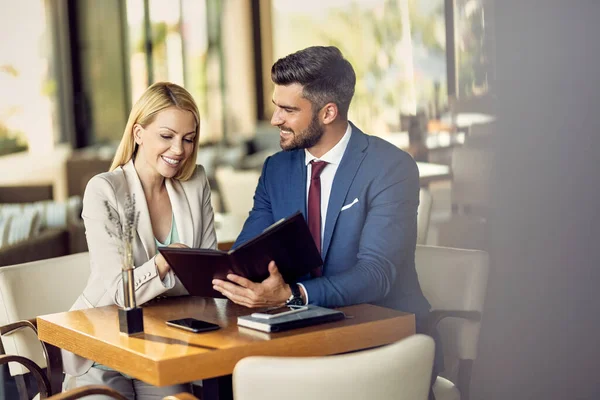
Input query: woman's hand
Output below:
<box><xmin>154</xmin><ymin>243</ymin><xmax>189</xmax><ymax>280</ymax></box>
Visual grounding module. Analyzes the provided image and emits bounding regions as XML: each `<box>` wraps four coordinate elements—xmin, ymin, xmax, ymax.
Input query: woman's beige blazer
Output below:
<box><xmin>62</xmin><ymin>159</ymin><xmax>217</xmax><ymax>376</ymax></box>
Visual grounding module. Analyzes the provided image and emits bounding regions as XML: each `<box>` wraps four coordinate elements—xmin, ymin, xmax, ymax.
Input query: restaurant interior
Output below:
<box><xmin>0</xmin><ymin>0</ymin><xmax>598</xmax><ymax>399</ymax></box>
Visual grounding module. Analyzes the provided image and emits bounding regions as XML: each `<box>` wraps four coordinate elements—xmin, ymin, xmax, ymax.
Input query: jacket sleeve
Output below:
<box><xmin>301</xmin><ymin>156</ymin><xmax>420</xmax><ymax>307</ymax></box>
<box><xmin>82</xmin><ymin>175</ymin><xmax>173</xmax><ymax>307</ymax></box>
<box><xmin>232</xmin><ymin>156</ymin><xmax>275</xmax><ymax>249</ymax></box>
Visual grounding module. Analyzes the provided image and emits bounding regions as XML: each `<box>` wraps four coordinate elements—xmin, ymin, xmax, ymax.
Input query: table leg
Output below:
<box><xmin>43</xmin><ymin>342</ymin><xmax>64</xmax><ymax>396</ymax></box>
<box><xmin>202</xmin><ymin>375</ymin><xmax>233</xmax><ymax>400</ymax></box>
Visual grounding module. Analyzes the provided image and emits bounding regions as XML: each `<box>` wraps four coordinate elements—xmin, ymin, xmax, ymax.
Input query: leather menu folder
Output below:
<box><xmin>158</xmin><ymin>211</ymin><xmax>322</xmax><ymax>298</ymax></box>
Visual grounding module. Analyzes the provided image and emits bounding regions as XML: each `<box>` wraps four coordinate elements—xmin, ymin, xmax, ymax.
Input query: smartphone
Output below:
<box><xmin>251</xmin><ymin>305</ymin><xmax>308</xmax><ymax>320</ymax></box>
<box><xmin>166</xmin><ymin>318</ymin><xmax>220</xmax><ymax>333</ymax></box>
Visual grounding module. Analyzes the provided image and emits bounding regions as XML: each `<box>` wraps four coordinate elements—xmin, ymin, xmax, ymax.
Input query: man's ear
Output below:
<box><xmin>133</xmin><ymin>124</ymin><xmax>143</xmax><ymax>145</ymax></box>
<box><xmin>322</xmin><ymin>103</ymin><xmax>339</xmax><ymax>125</ymax></box>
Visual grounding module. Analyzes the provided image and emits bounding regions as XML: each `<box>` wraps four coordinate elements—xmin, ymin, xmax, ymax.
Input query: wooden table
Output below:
<box><xmin>37</xmin><ymin>297</ymin><xmax>414</xmax><ymax>399</ymax></box>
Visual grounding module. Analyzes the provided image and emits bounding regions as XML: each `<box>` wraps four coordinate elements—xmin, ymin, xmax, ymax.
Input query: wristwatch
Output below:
<box><xmin>286</xmin><ymin>283</ymin><xmax>304</xmax><ymax>306</ymax></box>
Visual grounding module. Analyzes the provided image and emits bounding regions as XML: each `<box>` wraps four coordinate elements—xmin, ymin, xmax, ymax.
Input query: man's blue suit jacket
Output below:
<box><xmin>233</xmin><ymin>123</ymin><xmax>431</xmax><ymax>322</ymax></box>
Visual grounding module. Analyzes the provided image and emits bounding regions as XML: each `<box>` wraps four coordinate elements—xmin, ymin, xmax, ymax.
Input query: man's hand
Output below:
<box><xmin>212</xmin><ymin>261</ymin><xmax>292</xmax><ymax>308</ymax></box>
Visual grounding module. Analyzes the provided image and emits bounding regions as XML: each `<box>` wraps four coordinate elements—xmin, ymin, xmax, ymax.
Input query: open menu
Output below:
<box><xmin>158</xmin><ymin>211</ymin><xmax>322</xmax><ymax>298</ymax></box>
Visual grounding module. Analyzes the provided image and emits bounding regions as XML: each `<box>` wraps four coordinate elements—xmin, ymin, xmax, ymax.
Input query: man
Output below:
<box><xmin>212</xmin><ymin>45</ymin><xmax>431</xmax><ymax>326</ymax></box>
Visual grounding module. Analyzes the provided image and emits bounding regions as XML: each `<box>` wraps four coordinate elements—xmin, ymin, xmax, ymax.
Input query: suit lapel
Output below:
<box><xmin>122</xmin><ymin>160</ymin><xmax>155</xmax><ymax>260</ymax></box>
<box><xmin>322</xmin><ymin>125</ymin><xmax>368</xmax><ymax>261</ymax></box>
<box><xmin>166</xmin><ymin>178</ymin><xmax>193</xmax><ymax>246</ymax></box>
<box><xmin>291</xmin><ymin>151</ymin><xmax>308</xmax><ymax>218</ymax></box>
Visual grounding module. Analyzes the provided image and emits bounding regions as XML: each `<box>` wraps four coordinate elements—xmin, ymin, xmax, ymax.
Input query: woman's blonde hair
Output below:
<box><xmin>110</xmin><ymin>82</ymin><xmax>201</xmax><ymax>181</ymax></box>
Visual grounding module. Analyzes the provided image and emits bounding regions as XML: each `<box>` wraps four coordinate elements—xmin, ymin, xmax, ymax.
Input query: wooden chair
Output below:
<box><xmin>0</xmin><ymin>353</ymin><xmax>197</xmax><ymax>400</ymax></box>
<box><xmin>46</xmin><ymin>387</ymin><xmax>199</xmax><ymax>400</ymax></box>
<box><xmin>0</xmin><ymin>353</ymin><xmax>199</xmax><ymax>400</ymax></box>
<box><xmin>0</xmin><ymin>253</ymin><xmax>198</xmax><ymax>400</ymax></box>
<box><xmin>45</xmin><ymin>386</ymin><xmax>198</xmax><ymax>399</ymax></box>
<box><xmin>0</xmin><ymin>253</ymin><xmax>90</xmax><ymax>398</ymax></box>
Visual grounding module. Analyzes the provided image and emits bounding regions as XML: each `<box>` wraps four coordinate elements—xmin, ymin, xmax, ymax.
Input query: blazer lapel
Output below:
<box><xmin>166</xmin><ymin>178</ymin><xmax>193</xmax><ymax>247</ymax></box>
<box><xmin>322</xmin><ymin>125</ymin><xmax>368</xmax><ymax>261</ymax></box>
<box><xmin>122</xmin><ymin>160</ymin><xmax>155</xmax><ymax>260</ymax></box>
<box><xmin>291</xmin><ymin>151</ymin><xmax>308</xmax><ymax>218</ymax></box>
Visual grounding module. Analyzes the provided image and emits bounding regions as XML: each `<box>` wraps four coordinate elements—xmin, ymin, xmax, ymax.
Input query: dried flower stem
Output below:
<box><xmin>104</xmin><ymin>194</ymin><xmax>140</xmax><ymax>309</ymax></box>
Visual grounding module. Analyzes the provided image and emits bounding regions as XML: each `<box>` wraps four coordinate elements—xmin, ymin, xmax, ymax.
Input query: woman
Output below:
<box><xmin>63</xmin><ymin>82</ymin><xmax>217</xmax><ymax>399</ymax></box>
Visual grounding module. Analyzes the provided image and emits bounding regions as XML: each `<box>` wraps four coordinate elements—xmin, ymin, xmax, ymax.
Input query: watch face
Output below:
<box><xmin>286</xmin><ymin>297</ymin><xmax>304</xmax><ymax>306</ymax></box>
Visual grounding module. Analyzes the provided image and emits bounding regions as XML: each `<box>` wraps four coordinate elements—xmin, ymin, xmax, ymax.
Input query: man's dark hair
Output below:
<box><xmin>271</xmin><ymin>46</ymin><xmax>356</xmax><ymax>119</ymax></box>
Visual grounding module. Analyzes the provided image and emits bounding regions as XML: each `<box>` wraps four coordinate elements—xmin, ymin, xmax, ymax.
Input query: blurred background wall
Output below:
<box><xmin>472</xmin><ymin>1</ymin><xmax>600</xmax><ymax>399</ymax></box>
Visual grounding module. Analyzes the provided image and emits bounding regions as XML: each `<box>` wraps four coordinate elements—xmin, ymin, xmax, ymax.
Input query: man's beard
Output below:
<box><xmin>280</xmin><ymin>112</ymin><xmax>324</xmax><ymax>151</ymax></box>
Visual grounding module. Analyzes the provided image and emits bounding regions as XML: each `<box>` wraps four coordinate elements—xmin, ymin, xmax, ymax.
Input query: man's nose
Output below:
<box><xmin>271</xmin><ymin>109</ymin><xmax>283</xmax><ymax>126</ymax></box>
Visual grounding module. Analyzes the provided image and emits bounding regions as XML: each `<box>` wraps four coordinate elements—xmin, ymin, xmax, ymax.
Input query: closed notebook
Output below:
<box><xmin>158</xmin><ymin>211</ymin><xmax>322</xmax><ymax>298</ymax></box>
<box><xmin>237</xmin><ymin>305</ymin><xmax>346</xmax><ymax>333</ymax></box>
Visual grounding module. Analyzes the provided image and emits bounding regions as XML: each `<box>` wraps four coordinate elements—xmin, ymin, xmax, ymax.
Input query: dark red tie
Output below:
<box><xmin>308</xmin><ymin>160</ymin><xmax>328</xmax><ymax>277</ymax></box>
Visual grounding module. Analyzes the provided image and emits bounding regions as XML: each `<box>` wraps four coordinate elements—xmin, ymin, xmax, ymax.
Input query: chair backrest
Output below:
<box><xmin>43</xmin><ymin>384</ymin><xmax>129</xmax><ymax>399</ymax></box>
<box><xmin>0</xmin><ymin>252</ymin><xmax>90</xmax><ymax>375</ymax></box>
<box><xmin>214</xmin><ymin>166</ymin><xmax>260</xmax><ymax>216</ymax></box>
<box><xmin>415</xmin><ymin>245</ymin><xmax>489</xmax><ymax>380</ymax></box>
<box><xmin>450</xmin><ymin>123</ymin><xmax>493</xmax><ymax>217</ymax></box>
<box><xmin>437</xmin><ymin>213</ymin><xmax>488</xmax><ymax>251</ymax></box>
<box><xmin>232</xmin><ymin>334</ymin><xmax>435</xmax><ymax>400</ymax></box>
<box><xmin>417</xmin><ymin>188</ymin><xmax>433</xmax><ymax>245</ymax></box>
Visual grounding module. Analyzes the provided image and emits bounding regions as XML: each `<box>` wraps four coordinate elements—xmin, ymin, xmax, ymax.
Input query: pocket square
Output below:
<box><xmin>341</xmin><ymin>198</ymin><xmax>359</xmax><ymax>211</ymax></box>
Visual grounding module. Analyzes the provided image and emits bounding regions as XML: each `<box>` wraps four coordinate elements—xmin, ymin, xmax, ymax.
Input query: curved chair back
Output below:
<box><xmin>0</xmin><ymin>252</ymin><xmax>90</xmax><ymax>375</ymax></box>
<box><xmin>415</xmin><ymin>245</ymin><xmax>489</xmax><ymax>400</ymax></box>
<box><xmin>233</xmin><ymin>334</ymin><xmax>435</xmax><ymax>400</ymax></box>
<box><xmin>417</xmin><ymin>188</ymin><xmax>433</xmax><ymax>244</ymax></box>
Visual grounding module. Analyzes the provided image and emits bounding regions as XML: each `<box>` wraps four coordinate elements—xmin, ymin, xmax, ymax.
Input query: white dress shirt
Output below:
<box><xmin>298</xmin><ymin>123</ymin><xmax>352</xmax><ymax>303</ymax></box>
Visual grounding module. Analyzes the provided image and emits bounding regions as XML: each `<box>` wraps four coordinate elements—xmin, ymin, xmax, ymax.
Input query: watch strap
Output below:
<box><xmin>286</xmin><ymin>283</ymin><xmax>304</xmax><ymax>306</ymax></box>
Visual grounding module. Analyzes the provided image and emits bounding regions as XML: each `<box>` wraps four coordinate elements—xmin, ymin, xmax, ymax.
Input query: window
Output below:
<box><xmin>0</xmin><ymin>0</ymin><xmax>60</xmax><ymax>155</ymax></box>
<box><xmin>267</xmin><ymin>0</ymin><xmax>447</xmax><ymax>136</ymax></box>
<box><xmin>126</xmin><ymin>0</ymin><xmax>222</xmax><ymax>143</ymax></box>
<box><xmin>447</xmin><ymin>0</ymin><xmax>495</xmax><ymax>113</ymax></box>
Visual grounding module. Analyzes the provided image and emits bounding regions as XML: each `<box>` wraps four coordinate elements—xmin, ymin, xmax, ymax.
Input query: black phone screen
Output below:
<box><xmin>166</xmin><ymin>318</ymin><xmax>220</xmax><ymax>333</ymax></box>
